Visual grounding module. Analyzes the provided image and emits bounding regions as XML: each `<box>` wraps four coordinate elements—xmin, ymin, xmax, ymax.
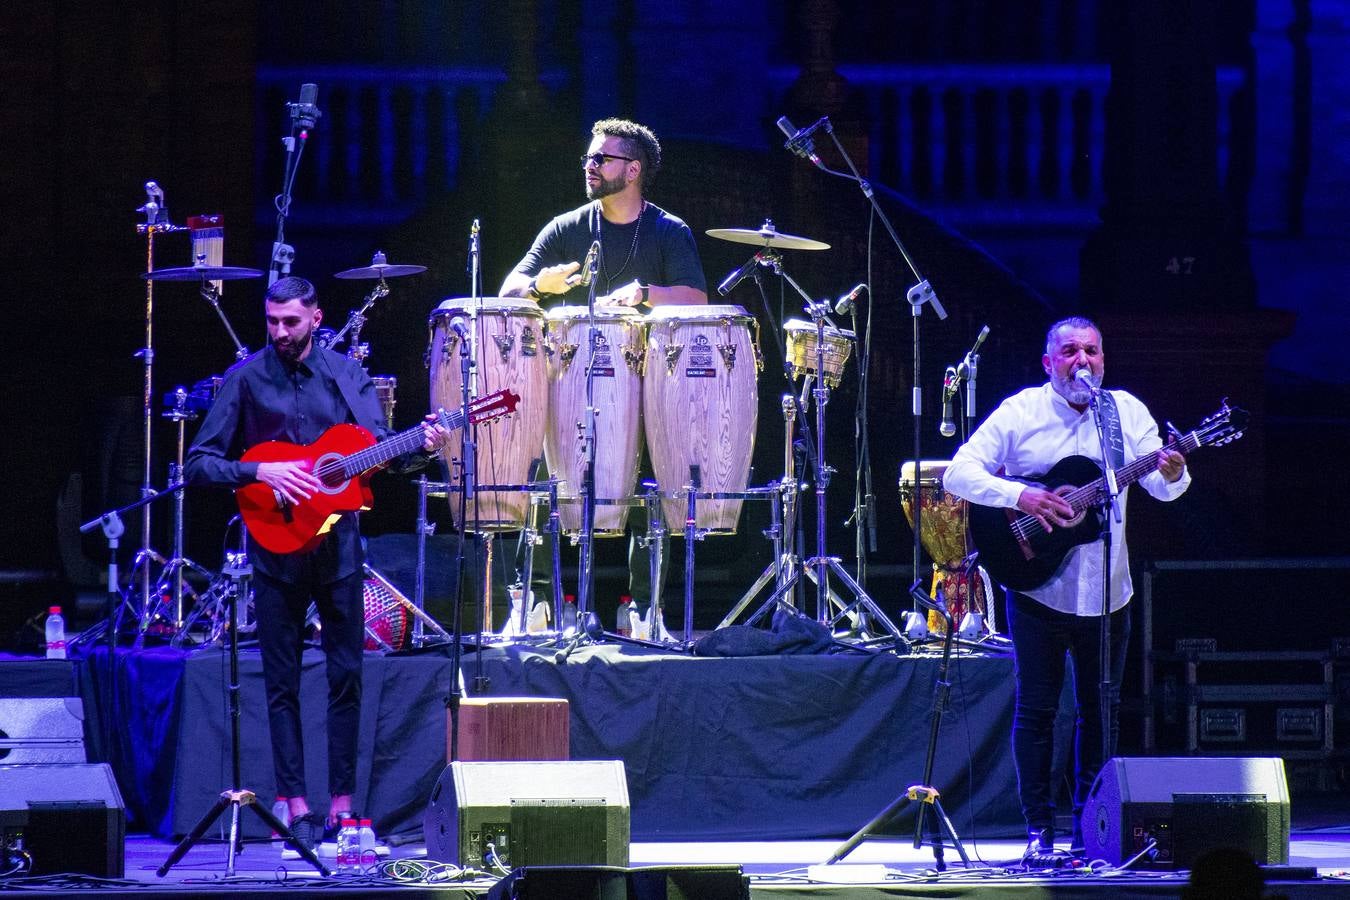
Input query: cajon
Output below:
<box><xmin>453</xmin><ymin>696</ymin><xmax>569</xmax><ymax>761</ymax></box>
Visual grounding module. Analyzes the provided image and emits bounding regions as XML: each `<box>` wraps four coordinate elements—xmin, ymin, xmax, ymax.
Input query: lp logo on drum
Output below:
<box><xmin>587</xmin><ymin>332</ymin><xmax>616</xmax><ymax>377</ymax></box>
<box><xmin>685</xmin><ymin>334</ymin><xmax>716</xmax><ymax>378</ymax></box>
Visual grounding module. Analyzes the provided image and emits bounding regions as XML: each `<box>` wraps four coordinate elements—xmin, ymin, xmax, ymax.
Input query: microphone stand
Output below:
<box><xmin>1086</xmin><ymin>382</ymin><xmax>1122</xmax><ymax>772</ymax></box>
<box><xmin>268</xmin><ymin>84</ymin><xmax>320</xmax><ymax>287</ymax></box>
<box><xmin>575</xmin><ymin>208</ymin><xmax>602</xmax><ymax>623</ymax></box>
<box><xmin>785</xmin><ymin>117</ymin><xmax>948</xmax><ymax>634</ymax></box>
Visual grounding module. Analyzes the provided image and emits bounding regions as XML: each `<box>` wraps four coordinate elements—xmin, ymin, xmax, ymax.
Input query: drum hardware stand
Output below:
<box><xmin>779</xmin><ymin>115</ymin><xmax>949</xmax><ymax>642</ymax></box>
<box><xmin>749</xmin><ymin>263</ymin><xmax>903</xmax><ymax>644</ymax></box>
<box><xmin>824</xmin><ymin>582</ymin><xmax>971</xmax><ymax>872</ymax></box>
<box><xmin>192</xmin><ymin>265</ymin><xmax>251</xmax><ymax>360</ymax></box>
<box><xmin>131</xmin><ymin>181</ymin><xmax>188</xmax><ymax>629</ymax></box>
<box><xmin>158</xmin><ymin>551</ymin><xmax>329</xmax><ymax>879</ymax></box>
<box><xmin>325</xmin><ymin>271</ymin><xmax>390</xmax><ymax>360</ymax></box>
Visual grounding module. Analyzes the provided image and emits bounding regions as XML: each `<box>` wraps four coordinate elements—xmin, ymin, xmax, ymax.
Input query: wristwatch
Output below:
<box><xmin>638</xmin><ymin>284</ymin><xmax>650</xmax><ymax>305</ymax></box>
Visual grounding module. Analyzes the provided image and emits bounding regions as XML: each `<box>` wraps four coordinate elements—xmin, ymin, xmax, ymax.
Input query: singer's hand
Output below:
<box><xmin>1016</xmin><ymin>486</ymin><xmax>1076</xmax><ymax>533</ymax></box>
<box><xmin>535</xmin><ymin>262</ymin><xmax>582</xmax><ymax>296</ymax></box>
<box><xmin>256</xmin><ymin>461</ymin><xmax>323</xmax><ymax>506</ymax></box>
<box><xmin>600</xmin><ymin>280</ymin><xmax>645</xmax><ymax>307</ymax></box>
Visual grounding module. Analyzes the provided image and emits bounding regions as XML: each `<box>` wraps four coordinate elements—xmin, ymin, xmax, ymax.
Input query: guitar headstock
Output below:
<box><xmin>468</xmin><ymin>389</ymin><xmax>520</xmax><ymax>425</ymax></box>
<box><xmin>1188</xmin><ymin>399</ymin><xmax>1249</xmax><ymax>449</ymax></box>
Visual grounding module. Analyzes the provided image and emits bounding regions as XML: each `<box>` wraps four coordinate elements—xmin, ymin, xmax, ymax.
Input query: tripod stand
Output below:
<box><xmin>157</xmin><ymin>552</ymin><xmax>328</xmax><ymax>878</ymax></box>
<box><xmin>824</xmin><ymin>583</ymin><xmax>971</xmax><ymax>871</ymax></box>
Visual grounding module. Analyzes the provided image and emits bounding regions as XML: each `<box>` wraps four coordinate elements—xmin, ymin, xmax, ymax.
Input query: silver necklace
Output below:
<box><xmin>600</xmin><ymin>200</ymin><xmax>645</xmax><ymax>291</ymax></box>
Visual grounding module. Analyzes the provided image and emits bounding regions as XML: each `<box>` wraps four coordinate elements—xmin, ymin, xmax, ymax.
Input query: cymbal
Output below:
<box><xmin>334</xmin><ymin>250</ymin><xmax>427</xmax><ymax>280</ymax></box>
<box><xmin>705</xmin><ymin>223</ymin><xmax>829</xmax><ymax>251</ymax></box>
<box><xmin>143</xmin><ymin>265</ymin><xmax>263</xmax><ymax>281</ymax></box>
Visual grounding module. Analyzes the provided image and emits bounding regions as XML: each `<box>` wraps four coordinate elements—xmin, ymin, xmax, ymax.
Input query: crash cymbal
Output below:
<box><xmin>705</xmin><ymin>221</ymin><xmax>829</xmax><ymax>251</ymax></box>
<box><xmin>142</xmin><ymin>265</ymin><xmax>263</xmax><ymax>281</ymax></box>
<box><xmin>334</xmin><ymin>250</ymin><xmax>427</xmax><ymax>280</ymax></box>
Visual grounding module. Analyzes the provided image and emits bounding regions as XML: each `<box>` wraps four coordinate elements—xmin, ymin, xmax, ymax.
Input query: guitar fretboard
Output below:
<box><xmin>313</xmin><ymin>408</ymin><xmax>465</xmax><ymax>483</ymax></box>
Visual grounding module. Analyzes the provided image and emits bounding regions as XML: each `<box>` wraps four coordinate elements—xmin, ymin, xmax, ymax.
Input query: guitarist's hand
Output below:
<box><xmin>256</xmin><ymin>461</ymin><xmax>323</xmax><ymax>506</ymax></box>
<box><xmin>1157</xmin><ymin>448</ymin><xmax>1186</xmax><ymax>483</ymax></box>
<box><xmin>1017</xmin><ymin>486</ymin><xmax>1075</xmax><ymax>533</ymax></box>
<box><xmin>421</xmin><ymin>413</ymin><xmax>451</xmax><ymax>452</ymax></box>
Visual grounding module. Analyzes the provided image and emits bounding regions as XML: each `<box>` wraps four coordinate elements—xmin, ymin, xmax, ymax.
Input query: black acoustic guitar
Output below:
<box><xmin>967</xmin><ymin>401</ymin><xmax>1247</xmax><ymax>592</ymax></box>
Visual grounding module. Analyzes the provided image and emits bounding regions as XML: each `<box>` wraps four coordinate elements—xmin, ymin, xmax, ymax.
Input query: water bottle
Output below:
<box><xmin>561</xmin><ymin>594</ymin><xmax>578</xmax><ymax>635</ymax></box>
<box><xmin>45</xmin><ymin>606</ymin><xmax>66</xmax><ymax>659</ymax></box>
<box><xmin>335</xmin><ymin>818</ymin><xmax>360</xmax><ymax>873</ymax></box>
<box><xmin>616</xmin><ymin>595</ymin><xmax>632</xmax><ymax>636</ymax></box>
<box><xmin>357</xmin><ymin>818</ymin><xmax>377</xmax><ymax>865</ymax></box>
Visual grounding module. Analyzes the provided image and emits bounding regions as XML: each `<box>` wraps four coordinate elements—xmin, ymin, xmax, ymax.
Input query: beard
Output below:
<box><xmin>1052</xmin><ymin>368</ymin><xmax>1097</xmax><ymax>406</ymax></box>
<box><xmin>274</xmin><ymin>327</ymin><xmax>313</xmax><ymax>365</ymax></box>
<box><xmin>585</xmin><ymin>171</ymin><xmax>626</xmax><ymax>200</ymax></box>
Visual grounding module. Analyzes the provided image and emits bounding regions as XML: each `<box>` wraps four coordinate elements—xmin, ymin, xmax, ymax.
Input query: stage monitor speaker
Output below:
<box><xmin>1082</xmin><ymin>756</ymin><xmax>1289</xmax><ymax>869</ymax></box>
<box><xmin>425</xmin><ymin>760</ymin><xmax>629</xmax><ymax>870</ymax></box>
<box><xmin>485</xmin><ymin>864</ymin><xmax>749</xmax><ymax>900</ymax></box>
<box><xmin>0</xmin><ymin>698</ymin><xmax>87</xmax><ymax>763</ymax></box>
<box><xmin>0</xmin><ymin>762</ymin><xmax>125</xmax><ymax>877</ymax></box>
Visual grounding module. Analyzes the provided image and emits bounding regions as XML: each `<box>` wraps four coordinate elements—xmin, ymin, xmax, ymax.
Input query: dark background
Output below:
<box><xmin>1</xmin><ymin>2</ymin><xmax>1347</xmax><ymax>749</ymax></box>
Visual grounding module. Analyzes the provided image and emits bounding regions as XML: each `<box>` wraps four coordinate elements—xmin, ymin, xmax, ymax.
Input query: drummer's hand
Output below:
<box><xmin>256</xmin><ymin>461</ymin><xmax>323</xmax><ymax>506</ymax></box>
<box><xmin>535</xmin><ymin>262</ymin><xmax>582</xmax><ymax>296</ymax></box>
<box><xmin>420</xmin><ymin>412</ymin><xmax>451</xmax><ymax>453</ymax></box>
<box><xmin>1016</xmin><ymin>486</ymin><xmax>1075</xmax><ymax>532</ymax></box>
<box><xmin>601</xmin><ymin>280</ymin><xmax>645</xmax><ymax>308</ymax></box>
<box><xmin>1157</xmin><ymin>447</ymin><xmax>1186</xmax><ymax>483</ymax></box>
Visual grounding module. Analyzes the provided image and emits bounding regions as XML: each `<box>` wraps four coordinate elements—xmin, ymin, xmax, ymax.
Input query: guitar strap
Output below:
<box><xmin>320</xmin><ymin>349</ymin><xmax>378</xmax><ymax>431</ymax></box>
<box><xmin>1096</xmin><ymin>389</ymin><xmax>1126</xmax><ymax>470</ymax></box>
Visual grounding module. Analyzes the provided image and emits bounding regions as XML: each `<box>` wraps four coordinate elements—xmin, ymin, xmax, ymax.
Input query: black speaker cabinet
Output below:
<box><xmin>485</xmin><ymin>865</ymin><xmax>749</xmax><ymax>900</ymax></box>
<box><xmin>0</xmin><ymin>762</ymin><xmax>126</xmax><ymax>877</ymax></box>
<box><xmin>1082</xmin><ymin>756</ymin><xmax>1290</xmax><ymax>869</ymax></box>
<box><xmin>425</xmin><ymin>760</ymin><xmax>630</xmax><ymax>869</ymax></box>
<box><xmin>0</xmin><ymin>698</ymin><xmax>86</xmax><ymax>764</ymax></box>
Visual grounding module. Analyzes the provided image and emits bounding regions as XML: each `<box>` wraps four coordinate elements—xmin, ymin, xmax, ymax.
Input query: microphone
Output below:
<box><xmin>448</xmin><ymin>316</ymin><xmax>470</xmax><ymax>339</ymax></box>
<box><xmin>289</xmin><ymin>83</ymin><xmax>322</xmax><ymax>130</ymax></box>
<box><xmin>717</xmin><ymin>251</ymin><xmax>762</xmax><ymax>296</ymax></box>
<box><xmin>776</xmin><ymin>116</ymin><xmax>823</xmax><ymax>168</ymax></box>
<box><xmin>1074</xmin><ymin>368</ymin><xmax>1099</xmax><ymax>391</ymax></box>
<box><xmin>578</xmin><ymin>240</ymin><xmax>600</xmax><ymax>287</ymax></box>
<box><xmin>939</xmin><ymin>366</ymin><xmax>958</xmax><ymax>437</ymax></box>
<box><xmin>834</xmin><ymin>283</ymin><xmax>867</xmax><ymax>316</ymax></box>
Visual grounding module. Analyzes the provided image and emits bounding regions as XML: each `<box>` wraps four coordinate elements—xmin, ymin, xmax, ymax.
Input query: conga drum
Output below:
<box><xmin>898</xmin><ymin>460</ymin><xmax>988</xmax><ymax>635</ymax></box>
<box><xmin>643</xmin><ymin>305</ymin><xmax>761</xmax><ymax>534</ymax></box>
<box><xmin>543</xmin><ymin>306</ymin><xmax>645</xmax><ymax>536</ymax></box>
<box><xmin>428</xmin><ymin>298</ymin><xmax>547</xmax><ymax>531</ymax></box>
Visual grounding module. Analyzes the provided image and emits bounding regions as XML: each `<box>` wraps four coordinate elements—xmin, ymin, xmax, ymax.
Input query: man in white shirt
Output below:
<box><xmin>944</xmin><ymin>317</ymin><xmax>1188</xmax><ymax>857</ymax></box>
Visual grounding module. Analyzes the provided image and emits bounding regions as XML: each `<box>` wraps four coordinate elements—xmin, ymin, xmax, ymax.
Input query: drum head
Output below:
<box><xmin>545</xmin><ymin>305</ymin><xmax>643</xmax><ymax>322</ymax></box>
<box><xmin>646</xmin><ymin>303</ymin><xmax>753</xmax><ymax>324</ymax></box>
<box><xmin>899</xmin><ymin>459</ymin><xmax>953</xmax><ymax>485</ymax></box>
<box><xmin>783</xmin><ymin>317</ymin><xmax>856</xmax><ymax>340</ymax></box>
<box><xmin>431</xmin><ymin>297</ymin><xmax>543</xmax><ymax>320</ymax></box>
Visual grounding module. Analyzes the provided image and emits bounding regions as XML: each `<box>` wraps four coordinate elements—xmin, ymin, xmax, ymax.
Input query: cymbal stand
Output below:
<box><xmin>195</xmin><ymin>273</ymin><xmax>250</xmax><ymax>360</ymax></box>
<box><xmin>325</xmin><ymin>277</ymin><xmax>390</xmax><ymax>360</ymax></box>
<box><xmin>130</xmin><ymin>182</ymin><xmax>187</xmax><ymax>627</ymax></box>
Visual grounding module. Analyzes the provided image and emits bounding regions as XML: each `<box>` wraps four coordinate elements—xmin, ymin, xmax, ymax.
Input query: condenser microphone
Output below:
<box><xmin>776</xmin><ymin>116</ymin><xmax>823</xmax><ymax>168</ymax></box>
<box><xmin>834</xmin><ymin>283</ymin><xmax>867</xmax><ymax>316</ymax></box>
<box><xmin>290</xmin><ymin>83</ymin><xmax>322</xmax><ymax>130</ymax></box>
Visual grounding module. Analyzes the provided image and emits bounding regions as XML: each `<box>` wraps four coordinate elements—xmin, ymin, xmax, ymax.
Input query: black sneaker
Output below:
<box><xmin>283</xmin><ymin>812</ymin><xmax>323</xmax><ymax>858</ymax></box>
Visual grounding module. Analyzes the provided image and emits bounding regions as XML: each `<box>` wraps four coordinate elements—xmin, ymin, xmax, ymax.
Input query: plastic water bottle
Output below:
<box><xmin>335</xmin><ymin>818</ymin><xmax>360</xmax><ymax>873</ymax></box>
<box><xmin>616</xmin><ymin>595</ymin><xmax>632</xmax><ymax>636</ymax></box>
<box><xmin>357</xmin><ymin>818</ymin><xmax>377</xmax><ymax>865</ymax></box>
<box><xmin>561</xmin><ymin>594</ymin><xmax>578</xmax><ymax>635</ymax></box>
<box><xmin>45</xmin><ymin>606</ymin><xmax>67</xmax><ymax>659</ymax></box>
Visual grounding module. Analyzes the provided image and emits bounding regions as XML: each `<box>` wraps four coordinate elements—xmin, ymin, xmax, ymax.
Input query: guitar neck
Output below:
<box><xmin>333</xmin><ymin>409</ymin><xmax>464</xmax><ymax>479</ymax></box>
<box><xmin>1070</xmin><ymin>431</ymin><xmax>1199</xmax><ymax>510</ymax></box>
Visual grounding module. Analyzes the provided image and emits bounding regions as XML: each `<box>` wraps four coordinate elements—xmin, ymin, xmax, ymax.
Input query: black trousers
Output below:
<box><xmin>1005</xmin><ymin>589</ymin><xmax>1130</xmax><ymax>832</ymax></box>
<box><xmin>253</xmin><ymin>569</ymin><xmax>364</xmax><ymax>799</ymax></box>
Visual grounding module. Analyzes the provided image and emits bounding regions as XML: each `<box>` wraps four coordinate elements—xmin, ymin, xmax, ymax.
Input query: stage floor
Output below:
<box><xmin>5</xmin><ymin>825</ymin><xmax>1347</xmax><ymax>898</ymax></box>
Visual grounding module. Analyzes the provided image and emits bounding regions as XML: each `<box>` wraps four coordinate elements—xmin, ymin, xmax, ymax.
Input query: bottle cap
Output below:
<box><xmin>564</xmin><ymin>594</ymin><xmax>576</xmax><ymax>604</ymax></box>
<box><xmin>342</xmin><ymin>817</ymin><xmax>357</xmax><ymax>826</ymax></box>
<box><xmin>359</xmin><ymin>818</ymin><xmax>372</xmax><ymax>826</ymax></box>
<box><xmin>49</xmin><ymin>606</ymin><xmax>61</xmax><ymax>615</ymax></box>
<box><xmin>619</xmin><ymin>595</ymin><xmax>632</xmax><ymax>605</ymax></box>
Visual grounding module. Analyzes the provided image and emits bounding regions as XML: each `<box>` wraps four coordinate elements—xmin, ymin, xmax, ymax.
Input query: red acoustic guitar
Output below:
<box><xmin>237</xmin><ymin>389</ymin><xmax>519</xmax><ymax>554</ymax></box>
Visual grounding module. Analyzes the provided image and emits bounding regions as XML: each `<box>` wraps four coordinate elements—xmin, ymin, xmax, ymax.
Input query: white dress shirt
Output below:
<box><xmin>944</xmin><ymin>382</ymin><xmax>1190</xmax><ymax>615</ymax></box>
